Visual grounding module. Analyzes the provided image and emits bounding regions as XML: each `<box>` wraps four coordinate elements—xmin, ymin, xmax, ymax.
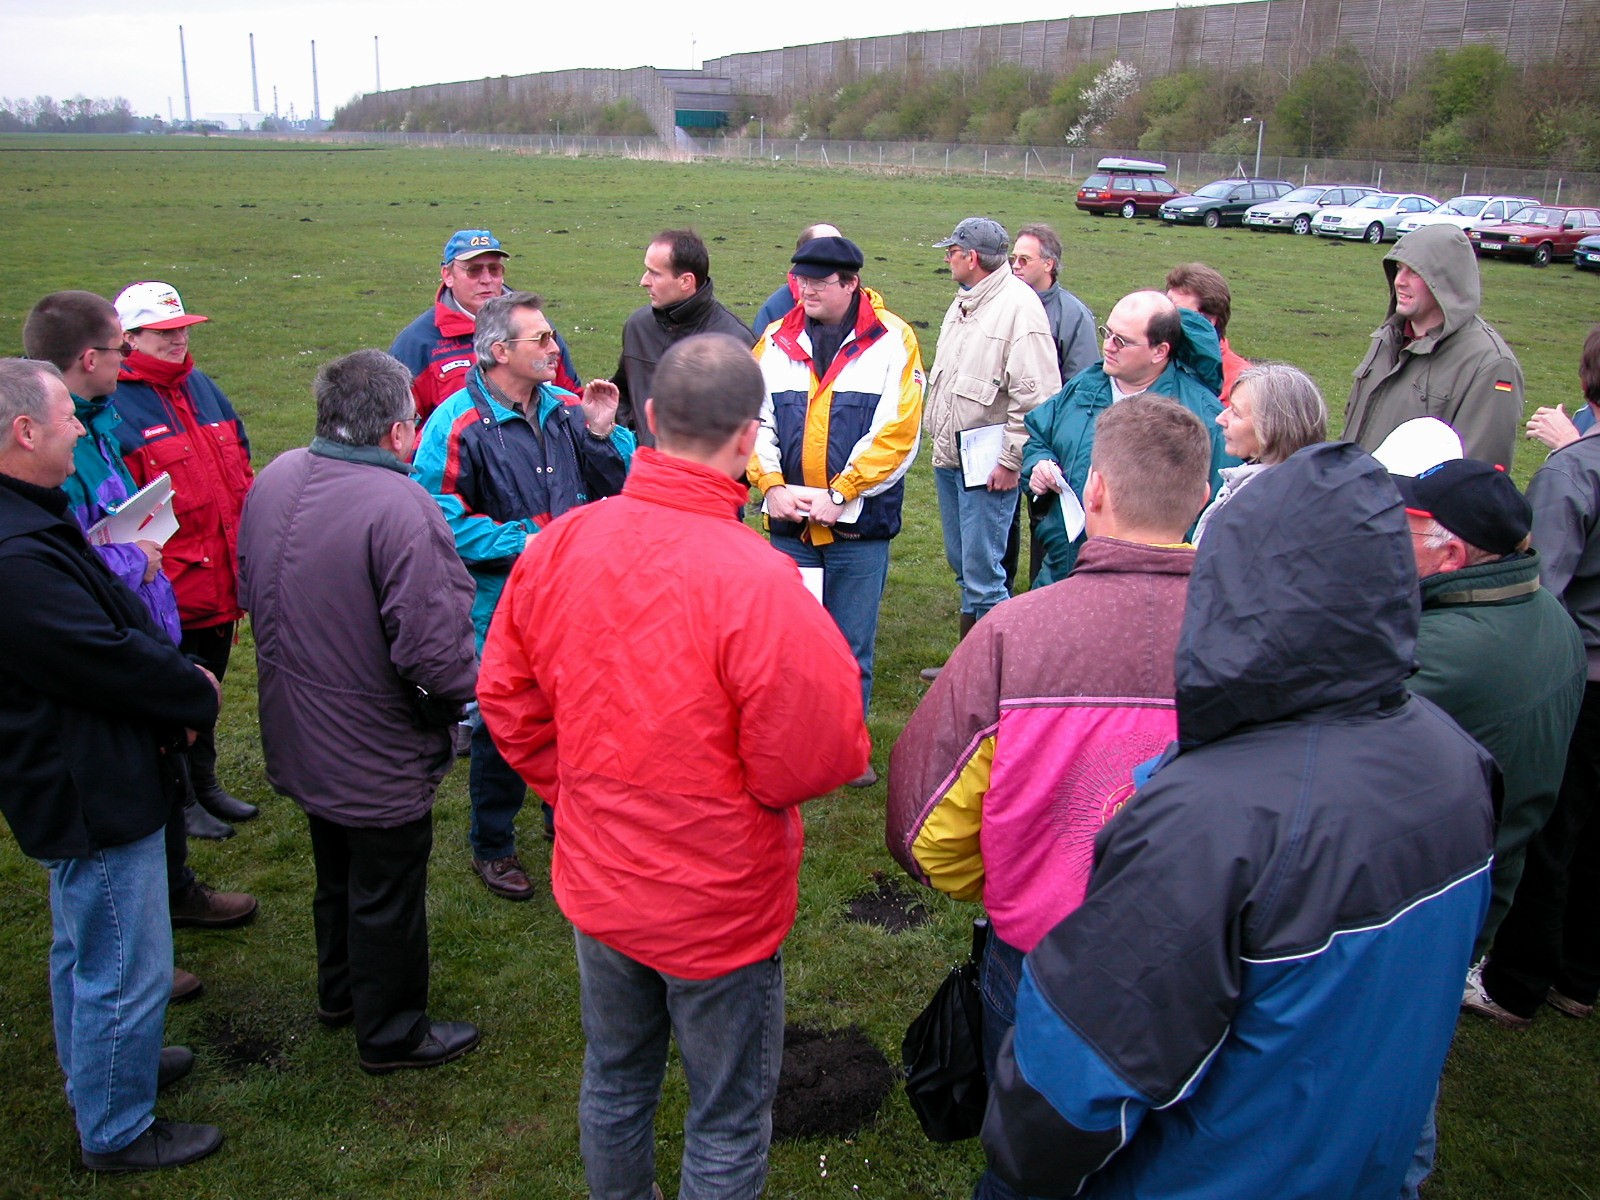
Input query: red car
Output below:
<box><xmin>1469</xmin><ymin>206</ymin><xmax>1600</xmax><ymax>267</ymax></box>
<box><xmin>1076</xmin><ymin>157</ymin><xmax>1180</xmax><ymax>219</ymax></box>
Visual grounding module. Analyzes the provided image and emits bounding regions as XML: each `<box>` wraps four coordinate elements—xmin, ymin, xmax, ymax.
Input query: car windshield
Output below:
<box><xmin>1082</xmin><ymin>174</ymin><xmax>1108</xmax><ymax>189</ymax></box>
<box><xmin>1192</xmin><ymin>182</ymin><xmax>1236</xmax><ymax>199</ymax></box>
<box><xmin>1280</xmin><ymin>187</ymin><xmax>1325</xmax><ymax>203</ymax></box>
<box><xmin>1355</xmin><ymin>194</ymin><xmax>1398</xmax><ymax>209</ymax></box>
<box><xmin>1515</xmin><ymin>208</ymin><xmax>1562</xmax><ymax>226</ymax></box>
<box><xmin>1441</xmin><ymin>198</ymin><xmax>1487</xmax><ymax>216</ymax></box>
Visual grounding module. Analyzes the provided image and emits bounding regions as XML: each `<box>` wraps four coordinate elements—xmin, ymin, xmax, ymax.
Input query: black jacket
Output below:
<box><xmin>614</xmin><ymin>278</ymin><xmax>756</xmax><ymax>446</ymax></box>
<box><xmin>0</xmin><ymin>474</ymin><xmax>218</xmax><ymax>859</ymax></box>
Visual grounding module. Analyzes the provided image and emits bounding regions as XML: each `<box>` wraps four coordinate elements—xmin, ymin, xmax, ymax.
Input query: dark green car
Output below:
<box><xmin>1160</xmin><ymin>179</ymin><xmax>1295</xmax><ymax>229</ymax></box>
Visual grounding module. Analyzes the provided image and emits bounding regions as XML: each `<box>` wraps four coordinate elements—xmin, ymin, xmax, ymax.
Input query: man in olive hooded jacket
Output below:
<box><xmin>1344</xmin><ymin>224</ymin><xmax>1525</xmax><ymax>469</ymax></box>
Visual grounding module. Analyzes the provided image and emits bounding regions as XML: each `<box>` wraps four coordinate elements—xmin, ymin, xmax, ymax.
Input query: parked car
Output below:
<box><xmin>1076</xmin><ymin>157</ymin><xmax>1181</xmax><ymax>218</ymax></box>
<box><xmin>1575</xmin><ymin>233</ymin><xmax>1600</xmax><ymax>272</ymax></box>
<box><xmin>1396</xmin><ymin>194</ymin><xmax>1544</xmax><ymax>236</ymax></box>
<box><xmin>1244</xmin><ymin>184</ymin><xmax>1378</xmax><ymax>235</ymax></box>
<box><xmin>1159</xmin><ymin>179</ymin><xmax>1295</xmax><ymax>228</ymax></box>
<box><xmin>1314</xmin><ymin>193</ymin><xmax>1441</xmax><ymax>243</ymax></box>
<box><xmin>1469</xmin><ymin>206</ymin><xmax>1600</xmax><ymax>266</ymax></box>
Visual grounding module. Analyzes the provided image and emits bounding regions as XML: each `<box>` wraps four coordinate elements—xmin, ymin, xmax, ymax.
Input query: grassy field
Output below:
<box><xmin>0</xmin><ymin>136</ymin><xmax>1597</xmax><ymax>1199</ymax></box>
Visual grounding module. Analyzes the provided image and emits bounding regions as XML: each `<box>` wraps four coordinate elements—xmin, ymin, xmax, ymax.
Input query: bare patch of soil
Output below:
<box><xmin>772</xmin><ymin>1024</ymin><xmax>896</xmax><ymax>1141</ymax></box>
<box><xmin>202</xmin><ymin>1015</ymin><xmax>288</xmax><ymax>1074</ymax></box>
<box><xmin>845</xmin><ymin>872</ymin><xmax>930</xmax><ymax>933</ymax></box>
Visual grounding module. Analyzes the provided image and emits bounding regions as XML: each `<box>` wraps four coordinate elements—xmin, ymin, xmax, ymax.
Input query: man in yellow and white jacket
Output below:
<box><xmin>748</xmin><ymin>236</ymin><xmax>923</xmax><ymax>735</ymax></box>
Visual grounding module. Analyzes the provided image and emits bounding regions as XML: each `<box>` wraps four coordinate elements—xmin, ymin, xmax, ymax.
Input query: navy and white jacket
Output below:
<box><xmin>983</xmin><ymin>443</ymin><xmax>1497</xmax><ymax>1200</ymax></box>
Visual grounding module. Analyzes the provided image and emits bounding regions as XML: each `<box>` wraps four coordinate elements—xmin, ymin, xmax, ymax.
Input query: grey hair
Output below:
<box><xmin>474</xmin><ymin>291</ymin><xmax>545</xmax><ymax>369</ymax></box>
<box><xmin>1415</xmin><ymin>516</ymin><xmax>1455</xmax><ymax>552</ymax></box>
<box><xmin>0</xmin><ymin>358</ymin><xmax>64</xmax><ymax>436</ymax></box>
<box><xmin>976</xmin><ymin>250</ymin><xmax>1009</xmax><ymax>273</ymax></box>
<box><xmin>312</xmin><ymin>350</ymin><xmax>415</xmax><ymax>446</ymax></box>
<box><xmin>1234</xmin><ymin>363</ymin><xmax>1329</xmax><ymax>464</ymax></box>
<box><xmin>1016</xmin><ymin>223</ymin><xmax>1063</xmax><ymax>281</ymax></box>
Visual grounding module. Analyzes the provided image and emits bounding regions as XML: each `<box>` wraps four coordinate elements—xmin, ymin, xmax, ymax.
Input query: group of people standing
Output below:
<box><xmin>0</xmin><ymin>203</ymin><xmax>1594</xmax><ymax>1200</ymax></box>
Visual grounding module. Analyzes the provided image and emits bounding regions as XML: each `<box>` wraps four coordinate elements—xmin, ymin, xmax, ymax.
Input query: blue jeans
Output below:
<box><xmin>574</xmin><ymin>930</ymin><xmax>784</xmax><ymax>1200</ymax></box>
<box><xmin>46</xmin><ymin>826</ymin><xmax>171</xmax><ymax>1155</ymax></box>
<box><xmin>935</xmin><ymin>466</ymin><xmax>1019</xmax><ymax>619</ymax></box>
<box><xmin>469</xmin><ymin>716</ymin><xmax>528</xmax><ymax>860</ymax></box>
<box><xmin>973</xmin><ymin>931</ymin><xmax>1050</xmax><ymax>1200</ymax></box>
<box><xmin>771</xmin><ymin>534</ymin><xmax>890</xmax><ymax>714</ymax></box>
<box><xmin>1399</xmin><ymin>1085</ymin><xmax>1438</xmax><ymax>1199</ymax></box>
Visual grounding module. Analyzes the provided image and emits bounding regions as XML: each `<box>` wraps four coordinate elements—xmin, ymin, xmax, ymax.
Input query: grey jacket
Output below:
<box><xmin>1037</xmin><ymin>282</ymin><xmax>1099</xmax><ymax>383</ymax></box>
<box><xmin>1529</xmin><ymin>423</ymin><xmax>1600</xmax><ymax>680</ymax></box>
<box><xmin>1344</xmin><ymin>224</ymin><xmax>1524</xmax><ymax>468</ymax></box>
<box><xmin>238</xmin><ymin>440</ymin><xmax>479</xmax><ymax>827</ymax></box>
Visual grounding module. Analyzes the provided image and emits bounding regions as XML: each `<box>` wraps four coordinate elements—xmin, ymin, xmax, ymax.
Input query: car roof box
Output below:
<box><xmin>1095</xmin><ymin>156</ymin><xmax>1167</xmax><ymax>175</ymax></box>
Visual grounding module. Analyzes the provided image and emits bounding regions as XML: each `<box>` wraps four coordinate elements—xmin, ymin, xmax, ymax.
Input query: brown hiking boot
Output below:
<box><xmin>170</xmin><ymin>883</ymin><xmax>258</xmax><ymax>929</ymax></box>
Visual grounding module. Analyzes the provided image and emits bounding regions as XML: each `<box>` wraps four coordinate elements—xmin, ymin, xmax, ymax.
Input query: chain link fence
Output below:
<box><xmin>240</xmin><ymin>129</ymin><xmax>1600</xmax><ymax>207</ymax></box>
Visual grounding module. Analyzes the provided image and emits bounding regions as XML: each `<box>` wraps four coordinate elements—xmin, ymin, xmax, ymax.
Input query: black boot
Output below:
<box><xmin>183</xmin><ymin>801</ymin><xmax>234</xmax><ymax>841</ymax></box>
<box><xmin>189</xmin><ymin>752</ymin><xmax>257</xmax><ymax>822</ymax></box>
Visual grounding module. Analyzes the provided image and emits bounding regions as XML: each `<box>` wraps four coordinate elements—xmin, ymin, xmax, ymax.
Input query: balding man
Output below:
<box><xmin>1022</xmin><ymin>290</ymin><xmax>1232</xmax><ymax>585</ymax></box>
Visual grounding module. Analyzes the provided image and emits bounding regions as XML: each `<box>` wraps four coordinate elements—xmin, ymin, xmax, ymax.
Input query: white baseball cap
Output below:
<box><xmin>115</xmin><ymin>281</ymin><xmax>209</xmax><ymax>332</ymax></box>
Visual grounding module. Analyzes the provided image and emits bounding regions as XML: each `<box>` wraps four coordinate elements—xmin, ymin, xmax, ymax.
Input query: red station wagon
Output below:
<box><xmin>1076</xmin><ymin>158</ymin><xmax>1180</xmax><ymax>219</ymax></box>
<box><xmin>1469</xmin><ymin>206</ymin><xmax>1600</xmax><ymax>267</ymax></box>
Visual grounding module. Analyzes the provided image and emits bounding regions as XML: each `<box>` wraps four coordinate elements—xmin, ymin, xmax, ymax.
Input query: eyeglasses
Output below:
<box><xmin>943</xmin><ymin>246</ymin><xmax>969</xmax><ymax>260</ymax></box>
<box><xmin>1008</xmin><ymin>254</ymin><xmax>1036</xmax><ymax>268</ymax></box>
<box><xmin>501</xmin><ymin>331</ymin><xmax>557</xmax><ymax>349</ymax></box>
<box><xmin>452</xmin><ymin>259</ymin><xmax>506</xmax><ymax>278</ymax></box>
<box><xmin>795</xmin><ymin>276</ymin><xmax>842</xmax><ymax>294</ymax></box>
<box><xmin>87</xmin><ymin>344</ymin><xmax>132</xmax><ymax>357</ymax></box>
<box><xmin>1099</xmin><ymin>324</ymin><xmax>1148</xmax><ymax>352</ymax></box>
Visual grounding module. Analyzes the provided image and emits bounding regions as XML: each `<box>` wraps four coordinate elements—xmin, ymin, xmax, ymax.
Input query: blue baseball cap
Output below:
<box><xmin>442</xmin><ymin>229</ymin><xmax>507</xmax><ymax>265</ymax></box>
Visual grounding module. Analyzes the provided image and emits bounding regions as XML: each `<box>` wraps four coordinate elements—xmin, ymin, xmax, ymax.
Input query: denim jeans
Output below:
<box><xmin>935</xmin><ymin>466</ymin><xmax>1019</xmax><ymax>619</ymax></box>
<box><xmin>469</xmin><ymin>717</ymin><xmax>528</xmax><ymax>860</ymax></box>
<box><xmin>574</xmin><ymin>929</ymin><xmax>784</xmax><ymax>1200</ymax></box>
<box><xmin>973</xmin><ymin>930</ymin><xmax>1050</xmax><ymax>1200</ymax></box>
<box><xmin>770</xmin><ymin>534</ymin><xmax>890</xmax><ymax>714</ymax></box>
<box><xmin>46</xmin><ymin>826</ymin><xmax>171</xmax><ymax>1155</ymax></box>
<box><xmin>1399</xmin><ymin>1085</ymin><xmax>1439</xmax><ymax>1200</ymax></box>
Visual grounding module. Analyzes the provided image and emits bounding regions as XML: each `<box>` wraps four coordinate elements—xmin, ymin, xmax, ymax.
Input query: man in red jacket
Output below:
<box><xmin>480</xmin><ymin>333</ymin><xmax>869</xmax><ymax>1200</ymax></box>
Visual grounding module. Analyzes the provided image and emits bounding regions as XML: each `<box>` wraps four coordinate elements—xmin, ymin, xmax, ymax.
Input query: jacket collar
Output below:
<box><xmin>770</xmin><ymin>286</ymin><xmax>889</xmax><ymax>385</ymax></box>
<box><xmin>653</xmin><ymin>278</ymin><xmax>724</xmax><ymax>330</ymax></box>
<box><xmin>1420</xmin><ymin>550</ymin><xmax>1541</xmax><ymax>609</ymax></box>
<box><xmin>0</xmin><ymin>471</ymin><xmax>72</xmax><ymax>539</ymax></box>
<box><xmin>1073</xmin><ymin>536</ymin><xmax>1196</xmax><ymax>577</ymax></box>
<box><xmin>955</xmin><ymin>264</ymin><xmax>1010</xmax><ymax>314</ymax></box>
<box><xmin>308</xmin><ymin>436</ymin><xmax>412</xmax><ymax>475</ymax></box>
<box><xmin>621</xmin><ymin>446</ymin><xmax>750</xmax><ymax>519</ymax></box>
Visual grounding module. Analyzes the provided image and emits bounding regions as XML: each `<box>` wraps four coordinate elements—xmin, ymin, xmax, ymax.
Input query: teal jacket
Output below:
<box><xmin>1411</xmin><ymin>549</ymin><xmax>1584</xmax><ymax>958</ymax></box>
<box><xmin>1021</xmin><ymin>308</ymin><xmax>1232</xmax><ymax>585</ymax></box>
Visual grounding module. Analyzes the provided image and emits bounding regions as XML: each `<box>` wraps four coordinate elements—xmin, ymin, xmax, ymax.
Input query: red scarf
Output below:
<box><xmin>120</xmin><ymin>350</ymin><xmax>196</xmax><ymax>423</ymax></box>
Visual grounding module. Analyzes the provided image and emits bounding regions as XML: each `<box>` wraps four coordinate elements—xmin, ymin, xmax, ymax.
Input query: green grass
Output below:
<box><xmin>0</xmin><ymin>136</ymin><xmax>1596</xmax><ymax>1199</ymax></box>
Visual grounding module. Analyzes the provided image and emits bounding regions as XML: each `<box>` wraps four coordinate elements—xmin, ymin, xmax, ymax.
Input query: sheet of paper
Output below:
<box><xmin>798</xmin><ymin>567</ymin><xmax>825</xmax><ymax>605</ymax></box>
<box><xmin>959</xmin><ymin>424</ymin><xmax>1006</xmax><ymax>489</ymax></box>
<box><xmin>759</xmin><ymin>484</ymin><xmax>865</xmax><ymax>525</ymax></box>
<box><xmin>1058</xmin><ymin>483</ymin><xmax>1087</xmax><ymax>543</ymax></box>
<box><xmin>86</xmin><ymin>472</ymin><xmax>178</xmax><ymax>547</ymax></box>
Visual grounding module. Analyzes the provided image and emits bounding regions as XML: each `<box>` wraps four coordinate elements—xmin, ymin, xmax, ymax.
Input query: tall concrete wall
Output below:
<box><xmin>355</xmin><ymin>0</ymin><xmax>1595</xmax><ymax>139</ymax></box>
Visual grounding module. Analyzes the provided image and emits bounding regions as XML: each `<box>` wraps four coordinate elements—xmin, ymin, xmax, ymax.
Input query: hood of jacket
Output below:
<box><xmin>1175</xmin><ymin>441</ymin><xmax>1418</xmax><ymax>745</ymax></box>
<box><xmin>1383</xmin><ymin>224</ymin><xmax>1481</xmax><ymax>342</ymax></box>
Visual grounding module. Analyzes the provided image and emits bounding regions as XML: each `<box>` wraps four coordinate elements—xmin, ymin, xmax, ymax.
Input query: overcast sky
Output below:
<box><xmin>2</xmin><ymin>0</ymin><xmax>1226</xmax><ymax>123</ymax></box>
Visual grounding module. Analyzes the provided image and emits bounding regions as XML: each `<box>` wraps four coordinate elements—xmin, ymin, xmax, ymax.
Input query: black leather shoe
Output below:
<box><xmin>82</xmin><ymin>1119</ymin><xmax>223</xmax><ymax>1172</ymax></box>
<box><xmin>358</xmin><ymin>1020</ymin><xmax>481</xmax><ymax>1075</ymax></box>
<box><xmin>158</xmin><ymin>1046</ymin><xmax>195</xmax><ymax>1090</ymax></box>
<box><xmin>195</xmin><ymin>783</ymin><xmax>258</xmax><ymax>822</ymax></box>
<box><xmin>183</xmin><ymin>802</ymin><xmax>234</xmax><ymax>841</ymax></box>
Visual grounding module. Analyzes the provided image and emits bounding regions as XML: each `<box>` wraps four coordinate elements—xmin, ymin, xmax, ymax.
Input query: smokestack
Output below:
<box><xmin>179</xmin><ymin>25</ymin><xmax>192</xmax><ymax>122</ymax></box>
<box><xmin>250</xmin><ymin>34</ymin><xmax>260</xmax><ymax>113</ymax></box>
<box><xmin>375</xmin><ymin>36</ymin><xmax>381</xmax><ymax>92</ymax></box>
<box><xmin>311</xmin><ymin>39</ymin><xmax>321</xmax><ymax>121</ymax></box>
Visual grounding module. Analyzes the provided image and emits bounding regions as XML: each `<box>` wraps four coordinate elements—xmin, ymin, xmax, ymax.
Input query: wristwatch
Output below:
<box><xmin>827</xmin><ymin>487</ymin><xmax>846</xmax><ymax>506</ymax></box>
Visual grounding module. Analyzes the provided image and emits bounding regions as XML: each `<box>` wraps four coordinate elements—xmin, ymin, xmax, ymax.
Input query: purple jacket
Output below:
<box><xmin>887</xmin><ymin>536</ymin><xmax>1193</xmax><ymax>951</ymax></box>
<box><xmin>237</xmin><ymin>440</ymin><xmax>478</xmax><ymax>827</ymax></box>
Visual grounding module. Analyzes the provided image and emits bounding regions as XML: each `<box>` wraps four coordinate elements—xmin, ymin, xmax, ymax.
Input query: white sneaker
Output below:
<box><xmin>1462</xmin><ymin>960</ymin><xmax>1532</xmax><ymax>1028</ymax></box>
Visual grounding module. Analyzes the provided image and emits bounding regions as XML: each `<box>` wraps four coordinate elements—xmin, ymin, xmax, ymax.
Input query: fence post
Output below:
<box><xmin>984</xmin><ymin>149</ymin><xmax>989</xmax><ymax>174</ymax></box>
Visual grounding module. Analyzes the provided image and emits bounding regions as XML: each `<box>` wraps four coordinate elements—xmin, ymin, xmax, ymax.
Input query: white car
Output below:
<box><xmin>1244</xmin><ymin>185</ymin><xmax>1377</xmax><ymax>235</ymax></box>
<box><xmin>1315</xmin><ymin>193</ymin><xmax>1441</xmax><ymax>243</ymax></box>
<box><xmin>1396</xmin><ymin>194</ymin><xmax>1544</xmax><ymax>236</ymax></box>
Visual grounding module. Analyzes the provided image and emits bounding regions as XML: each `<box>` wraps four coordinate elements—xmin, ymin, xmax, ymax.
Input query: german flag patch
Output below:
<box><xmin>1493</xmin><ymin>381</ymin><xmax>1515</xmax><ymax>392</ymax></box>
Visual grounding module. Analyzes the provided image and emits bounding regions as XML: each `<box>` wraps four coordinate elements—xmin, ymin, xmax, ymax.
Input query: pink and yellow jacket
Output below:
<box><xmin>886</xmin><ymin>537</ymin><xmax>1194</xmax><ymax>951</ymax></box>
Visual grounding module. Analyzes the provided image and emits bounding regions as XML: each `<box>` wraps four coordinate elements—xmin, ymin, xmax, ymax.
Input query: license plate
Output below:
<box><xmin>1481</xmin><ymin>243</ymin><xmax>1503</xmax><ymax>251</ymax></box>
<box><xmin>1584</xmin><ymin>253</ymin><xmax>1600</xmax><ymax>263</ymax></box>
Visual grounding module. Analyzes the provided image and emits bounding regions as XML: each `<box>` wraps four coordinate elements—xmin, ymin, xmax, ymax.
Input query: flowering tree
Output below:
<box><xmin>1065</xmin><ymin>60</ymin><xmax>1139</xmax><ymax>146</ymax></box>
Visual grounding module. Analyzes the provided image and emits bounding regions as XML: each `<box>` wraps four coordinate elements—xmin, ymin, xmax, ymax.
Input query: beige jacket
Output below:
<box><xmin>925</xmin><ymin>267</ymin><xmax>1062</xmax><ymax>471</ymax></box>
